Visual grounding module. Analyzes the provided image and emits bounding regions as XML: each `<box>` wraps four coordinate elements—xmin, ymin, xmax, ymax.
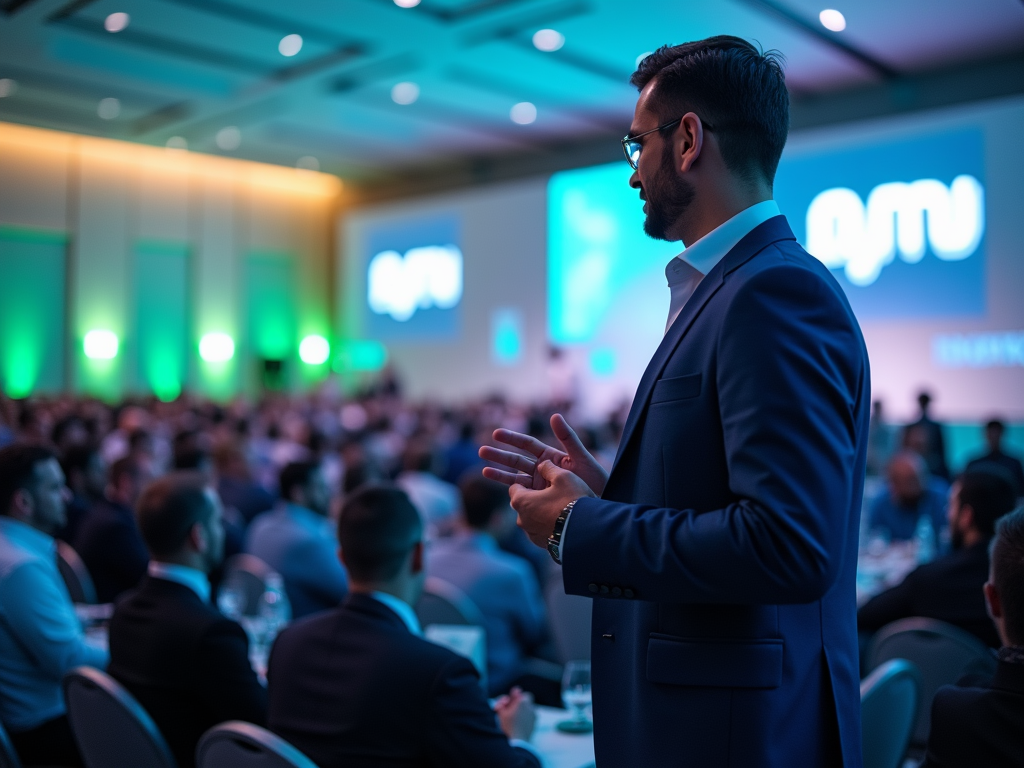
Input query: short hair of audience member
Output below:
<box><xmin>109</xmin><ymin>455</ymin><xmax>144</xmax><ymax>487</ymax></box>
<box><xmin>337</xmin><ymin>486</ymin><xmax>422</xmax><ymax>583</ymax></box>
<box><xmin>136</xmin><ymin>472</ymin><xmax>215</xmax><ymax>559</ymax></box>
<box><xmin>958</xmin><ymin>468</ymin><xmax>1018</xmax><ymax>538</ymax></box>
<box><xmin>279</xmin><ymin>461</ymin><xmax>318</xmax><ymax>502</ymax></box>
<box><xmin>0</xmin><ymin>444</ymin><xmax>57</xmax><ymax>515</ymax></box>
<box><xmin>990</xmin><ymin>507</ymin><xmax>1024</xmax><ymax>646</ymax></box>
<box><xmin>459</xmin><ymin>474</ymin><xmax>510</xmax><ymax>530</ymax></box>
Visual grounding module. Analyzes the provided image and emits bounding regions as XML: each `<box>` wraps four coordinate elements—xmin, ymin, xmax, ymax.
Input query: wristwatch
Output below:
<box><xmin>547</xmin><ymin>498</ymin><xmax>579</xmax><ymax>565</ymax></box>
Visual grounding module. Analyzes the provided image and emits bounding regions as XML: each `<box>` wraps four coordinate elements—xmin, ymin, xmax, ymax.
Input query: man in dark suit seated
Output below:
<box><xmin>266</xmin><ymin>485</ymin><xmax>541</xmax><ymax>768</ymax></box>
<box><xmin>108</xmin><ymin>472</ymin><xmax>267</xmax><ymax>768</ymax></box>
<box><xmin>859</xmin><ymin>468</ymin><xmax>1018</xmax><ymax>648</ymax></box>
<box><xmin>922</xmin><ymin>506</ymin><xmax>1024</xmax><ymax>768</ymax></box>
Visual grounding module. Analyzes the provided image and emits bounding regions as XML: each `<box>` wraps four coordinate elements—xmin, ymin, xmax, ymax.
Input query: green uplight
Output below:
<box><xmin>299</xmin><ymin>335</ymin><xmax>330</xmax><ymax>365</ymax></box>
<box><xmin>83</xmin><ymin>329</ymin><xmax>119</xmax><ymax>359</ymax></box>
<box><xmin>335</xmin><ymin>340</ymin><xmax>388</xmax><ymax>372</ymax></box>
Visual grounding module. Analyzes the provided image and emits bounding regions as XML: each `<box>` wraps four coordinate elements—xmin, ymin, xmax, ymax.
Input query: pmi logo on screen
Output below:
<box><xmin>805</xmin><ymin>175</ymin><xmax>985</xmax><ymax>286</ymax></box>
<box><xmin>367</xmin><ymin>244</ymin><xmax>463</xmax><ymax>322</ymax></box>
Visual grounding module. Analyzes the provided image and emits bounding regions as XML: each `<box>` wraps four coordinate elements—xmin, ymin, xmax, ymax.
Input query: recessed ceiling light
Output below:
<box><xmin>635</xmin><ymin>51</ymin><xmax>653</xmax><ymax>67</ymax></box>
<box><xmin>104</xmin><ymin>12</ymin><xmax>130</xmax><ymax>33</ymax></box>
<box><xmin>97</xmin><ymin>97</ymin><xmax>120</xmax><ymax>120</ymax></box>
<box><xmin>296</xmin><ymin>156</ymin><xmax>320</xmax><ymax>171</ymax></box>
<box><xmin>391</xmin><ymin>82</ymin><xmax>420</xmax><ymax>105</ymax></box>
<box><xmin>394</xmin><ymin>0</ymin><xmax>421</xmax><ymax>7</ymax></box>
<box><xmin>532</xmin><ymin>29</ymin><xmax>564</xmax><ymax>52</ymax></box>
<box><xmin>819</xmin><ymin>9</ymin><xmax>846</xmax><ymax>32</ymax></box>
<box><xmin>510</xmin><ymin>102</ymin><xmax>537</xmax><ymax>125</ymax></box>
<box><xmin>279</xmin><ymin>34</ymin><xmax>303</xmax><ymax>57</ymax></box>
<box><xmin>0</xmin><ymin>79</ymin><xmax>16</xmax><ymax>98</ymax></box>
<box><xmin>216</xmin><ymin>126</ymin><xmax>241</xmax><ymax>150</ymax></box>
<box><xmin>166</xmin><ymin>136</ymin><xmax>188</xmax><ymax>151</ymax></box>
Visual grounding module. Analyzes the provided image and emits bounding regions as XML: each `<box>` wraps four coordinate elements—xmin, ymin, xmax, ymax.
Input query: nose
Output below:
<box><xmin>629</xmin><ymin>168</ymin><xmax>640</xmax><ymax>189</ymax></box>
<box><xmin>61</xmin><ymin>486</ymin><xmax>72</xmax><ymax>503</ymax></box>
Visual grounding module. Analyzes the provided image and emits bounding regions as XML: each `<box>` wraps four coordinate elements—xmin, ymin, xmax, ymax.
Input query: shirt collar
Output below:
<box><xmin>370</xmin><ymin>591</ymin><xmax>422</xmax><ymax>637</ymax></box>
<box><xmin>148</xmin><ymin>561</ymin><xmax>211</xmax><ymax>603</ymax></box>
<box><xmin>677</xmin><ymin>199</ymin><xmax>780</xmax><ymax>275</ymax></box>
<box><xmin>0</xmin><ymin>516</ymin><xmax>56</xmax><ymax>556</ymax></box>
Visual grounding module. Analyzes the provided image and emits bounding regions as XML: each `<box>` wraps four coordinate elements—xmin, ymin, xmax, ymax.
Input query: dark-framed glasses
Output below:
<box><xmin>621</xmin><ymin>116</ymin><xmax>717</xmax><ymax>170</ymax></box>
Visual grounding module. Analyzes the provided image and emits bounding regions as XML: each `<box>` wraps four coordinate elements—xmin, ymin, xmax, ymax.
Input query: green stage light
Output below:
<box><xmin>299</xmin><ymin>334</ymin><xmax>330</xmax><ymax>365</ymax></box>
<box><xmin>199</xmin><ymin>332</ymin><xmax>234</xmax><ymax>362</ymax></box>
<box><xmin>83</xmin><ymin>330</ymin><xmax>119</xmax><ymax>360</ymax></box>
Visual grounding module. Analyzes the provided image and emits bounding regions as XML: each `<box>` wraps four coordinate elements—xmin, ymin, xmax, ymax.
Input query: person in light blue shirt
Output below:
<box><xmin>245</xmin><ymin>461</ymin><xmax>348</xmax><ymax>618</ymax></box>
<box><xmin>426</xmin><ymin>475</ymin><xmax>547</xmax><ymax>696</ymax></box>
<box><xmin>0</xmin><ymin>444</ymin><xmax>108</xmax><ymax>767</ymax></box>
<box><xmin>869</xmin><ymin>450</ymin><xmax>949</xmax><ymax>549</ymax></box>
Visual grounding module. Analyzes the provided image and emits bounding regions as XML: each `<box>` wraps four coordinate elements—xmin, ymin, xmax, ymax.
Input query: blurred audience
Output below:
<box><xmin>867</xmin><ymin>451</ymin><xmax>948</xmax><ymax>547</ymax></box>
<box><xmin>866</xmin><ymin>399</ymin><xmax>896</xmax><ymax>477</ymax></box>
<box><xmin>859</xmin><ymin>468</ymin><xmax>1018</xmax><ymax>647</ymax></box>
<box><xmin>396</xmin><ymin>436</ymin><xmax>460</xmax><ymax>538</ymax></box>
<box><xmin>267</xmin><ymin>485</ymin><xmax>540</xmax><ymax>768</ymax></box>
<box><xmin>245</xmin><ymin>461</ymin><xmax>348</xmax><ymax>618</ymax></box>
<box><xmin>921</xmin><ymin>506</ymin><xmax>1024</xmax><ymax>768</ymax></box>
<box><xmin>57</xmin><ymin>443</ymin><xmax>105</xmax><ymax>545</ymax></box>
<box><xmin>966</xmin><ymin>419</ymin><xmax>1024</xmax><ymax>497</ymax></box>
<box><xmin>70</xmin><ymin>455</ymin><xmax>151</xmax><ymax>603</ymax></box>
<box><xmin>426</xmin><ymin>475</ymin><xmax>548</xmax><ymax>697</ymax></box>
<box><xmin>903</xmin><ymin>390</ymin><xmax>950</xmax><ymax>480</ymax></box>
<box><xmin>108</xmin><ymin>472</ymin><xmax>266</xmax><ymax>768</ymax></box>
<box><xmin>0</xmin><ymin>444</ymin><xmax>106</xmax><ymax>767</ymax></box>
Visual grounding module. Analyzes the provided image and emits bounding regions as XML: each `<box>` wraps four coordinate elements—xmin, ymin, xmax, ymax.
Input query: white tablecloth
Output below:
<box><xmin>531</xmin><ymin>706</ymin><xmax>595</xmax><ymax>768</ymax></box>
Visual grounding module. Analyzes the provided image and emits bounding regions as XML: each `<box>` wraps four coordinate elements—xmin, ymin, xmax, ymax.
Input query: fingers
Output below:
<box><xmin>535</xmin><ymin>459</ymin><xmax>566</xmax><ymax>483</ymax></box>
<box><xmin>482</xmin><ymin>467</ymin><xmax>533</xmax><ymax>487</ymax></box>
<box><xmin>479</xmin><ymin>445</ymin><xmax>537</xmax><ymax>474</ymax></box>
<box><xmin>492</xmin><ymin>428</ymin><xmax>564</xmax><ymax>460</ymax></box>
<box><xmin>551</xmin><ymin>413</ymin><xmax>587</xmax><ymax>456</ymax></box>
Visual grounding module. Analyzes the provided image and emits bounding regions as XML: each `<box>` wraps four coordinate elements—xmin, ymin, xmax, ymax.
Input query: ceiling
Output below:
<box><xmin>1</xmin><ymin>0</ymin><xmax>1023</xmax><ymax>185</ymax></box>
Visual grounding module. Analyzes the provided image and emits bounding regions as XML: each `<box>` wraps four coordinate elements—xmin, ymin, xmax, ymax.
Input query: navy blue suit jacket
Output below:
<box><xmin>563</xmin><ymin>216</ymin><xmax>869</xmax><ymax>768</ymax></box>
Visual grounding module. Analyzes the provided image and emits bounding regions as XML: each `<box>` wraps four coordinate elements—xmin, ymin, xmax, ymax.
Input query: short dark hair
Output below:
<box><xmin>459</xmin><ymin>474</ymin><xmax>509</xmax><ymax>530</ymax></box>
<box><xmin>631</xmin><ymin>36</ymin><xmax>789</xmax><ymax>186</ymax></box>
<box><xmin>337</xmin><ymin>485</ymin><xmax>421</xmax><ymax>583</ymax></box>
<box><xmin>985</xmin><ymin>419</ymin><xmax>1005</xmax><ymax>432</ymax></box>
<box><xmin>109</xmin><ymin>456</ymin><xmax>144</xmax><ymax>487</ymax></box>
<box><xmin>136</xmin><ymin>472</ymin><xmax>214</xmax><ymax>558</ymax></box>
<box><xmin>0</xmin><ymin>444</ymin><xmax>56</xmax><ymax>515</ymax></box>
<box><xmin>61</xmin><ymin>444</ymin><xmax>99</xmax><ymax>478</ymax></box>
<box><xmin>991</xmin><ymin>507</ymin><xmax>1024</xmax><ymax>645</ymax></box>
<box><xmin>279</xmin><ymin>461</ymin><xmax>318</xmax><ymax>502</ymax></box>
<box><xmin>958</xmin><ymin>468</ymin><xmax>1017</xmax><ymax>538</ymax></box>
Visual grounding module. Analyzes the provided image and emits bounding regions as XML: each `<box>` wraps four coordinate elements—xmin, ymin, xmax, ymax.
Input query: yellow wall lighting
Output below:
<box><xmin>83</xmin><ymin>329</ymin><xmax>119</xmax><ymax>359</ymax></box>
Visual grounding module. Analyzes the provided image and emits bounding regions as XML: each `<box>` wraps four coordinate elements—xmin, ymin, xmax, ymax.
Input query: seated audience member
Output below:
<box><xmin>267</xmin><ymin>486</ymin><xmax>541</xmax><ymax>768</ymax></box>
<box><xmin>0</xmin><ymin>445</ymin><xmax>107</xmax><ymax>767</ymax></box>
<box><xmin>967</xmin><ymin>419</ymin><xmax>1024</xmax><ymax>497</ymax></box>
<box><xmin>859</xmin><ymin>469</ymin><xmax>1018</xmax><ymax>647</ymax></box>
<box><xmin>426</xmin><ymin>475</ymin><xmax>548</xmax><ymax>696</ymax></box>
<box><xmin>396</xmin><ymin>437</ymin><xmax>460</xmax><ymax>537</ymax></box>
<box><xmin>57</xmin><ymin>443</ymin><xmax>106</xmax><ymax>544</ymax></box>
<box><xmin>246</xmin><ymin>461</ymin><xmax>347</xmax><ymax>618</ymax></box>
<box><xmin>214</xmin><ymin>442</ymin><xmax>275</xmax><ymax>525</ymax></box>
<box><xmin>867</xmin><ymin>451</ymin><xmax>948</xmax><ymax>547</ymax></box>
<box><xmin>921</xmin><ymin>506</ymin><xmax>1024</xmax><ymax>768</ymax></box>
<box><xmin>71</xmin><ymin>455</ymin><xmax>151</xmax><ymax>602</ymax></box>
<box><xmin>108</xmin><ymin>472</ymin><xmax>266</xmax><ymax>768</ymax></box>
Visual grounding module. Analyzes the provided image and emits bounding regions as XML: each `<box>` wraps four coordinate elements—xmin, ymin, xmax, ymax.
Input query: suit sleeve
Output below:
<box><xmin>424</xmin><ymin>655</ymin><xmax>540</xmax><ymax>768</ymax></box>
<box><xmin>194</xmin><ymin>618</ymin><xmax>268</xmax><ymax>726</ymax></box>
<box><xmin>563</xmin><ymin>262</ymin><xmax>865</xmax><ymax>604</ymax></box>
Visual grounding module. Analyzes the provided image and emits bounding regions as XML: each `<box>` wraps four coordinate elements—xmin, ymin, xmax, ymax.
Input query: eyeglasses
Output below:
<box><xmin>621</xmin><ymin>116</ymin><xmax>717</xmax><ymax>170</ymax></box>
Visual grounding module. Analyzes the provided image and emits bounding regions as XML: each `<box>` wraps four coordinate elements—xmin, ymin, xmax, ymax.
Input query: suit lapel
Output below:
<box><xmin>609</xmin><ymin>216</ymin><xmax>796</xmax><ymax>474</ymax></box>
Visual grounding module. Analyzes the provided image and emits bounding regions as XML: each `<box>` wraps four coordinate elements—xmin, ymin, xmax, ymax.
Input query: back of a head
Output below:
<box><xmin>61</xmin><ymin>443</ymin><xmax>99</xmax><ymax>479</ymax></box>
<box><xmin>959</xmin><ymin>468</ymin><xmax>1017</xmax><ymax>538</ymax></box>
<box><xmin>0</xmin><ymin>443</ymin><xmax>56</xmax><ymax>515</ymax></box>
<box><xmin>631</xmin><ymin>36</ymin><xmax>789</xmax><ymax>187</ymax></box>
<box><xmin>136</xmin><ymin>471</ymin><xmax>212</xmax><ymax>559</ymax></box>
<box><xmin>459</xmin><ymin>474</ymin><xmax>509</xmax><ymax>530</ymax></box>
<box><xmin>991</xmin><ymin>507</ymin><xmax>1024</xmax><ymax>646</ymax></box>
<box><xmin>279</xmin><ymin>461</ymin><xmax>317</xmax><ymax>502</ymax></box>
<box><xmin>337</xmin><ymin>485</ymin><xmax>422</xmax><ymax>584</ymax></box>
<box><xmin>109</xmin><ymin>455</ymin><xmax>143</xmax><ymax>487</ymax></box>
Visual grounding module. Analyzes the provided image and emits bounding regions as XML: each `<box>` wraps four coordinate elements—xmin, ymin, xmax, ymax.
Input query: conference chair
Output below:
<box><xmin>865</xmin><ymin>617</ymin><xmax>997</xmax><ymax>747</ymax></box>
<box><xmin>545</xmin><ymin>572</ymin><xmax>593</xmax><ymax>663</ymax></box>
<box><xmin>63</xmin><ymin>666</ymin><xmax>177</xmax><ymax>768</ymax></box>
<box><xmin>860</xmin><ymin>659</ymin><xmax>920</xmax><ymax>768</ymax></box>
<box><xmin>415</xmin><ymin>576</ymin><xmax>485</xmax><ymax>627</ymax></box>
<box><xmin>219</xmin><ymin>553</ymin><xmax>281</xmax><ymax>615</ymax></box>
<box><xmin>196</xmin><ymin>722</ymin><xmax>318</xmax><ymax>768</ymax></box>
<box><xmin>56</xmin><ymin>541</ymin><xmax>97</xmax><ymax>605</ymax></box>
<box><xmin>0</xmin><ymin>719</ymin><xmax>21</xmax><ymax>768</ymax></box>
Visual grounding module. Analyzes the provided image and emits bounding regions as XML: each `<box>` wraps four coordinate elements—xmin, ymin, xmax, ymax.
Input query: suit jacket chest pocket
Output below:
<box><xmin>650</xmin><ymin>373</ymin><xmax>701</xmax><ymax>405</ymax></box>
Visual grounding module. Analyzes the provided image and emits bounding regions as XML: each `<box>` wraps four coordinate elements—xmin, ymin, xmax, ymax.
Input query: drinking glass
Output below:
<box><xmin>558</xmin><ymin>660</ymin><xmax>593</xmax><ymax>733</ymax></box>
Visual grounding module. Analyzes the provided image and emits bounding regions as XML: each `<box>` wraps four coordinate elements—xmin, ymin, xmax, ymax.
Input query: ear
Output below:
<box><xmin>676</xmin><ymin>112</ymin><xmax>706</xmax><ymax>174</ymax></box>
<box><xmin>959</xmin><ymin>504</ymin><xmax>975</xmax><ymax>532</ymax></box>
<box><xmin>9</xmin><ymin>487</ymin><xmax>34</xmax><ymax>522</ymax></box>
<box><xmin>189</xmin><ymin>521</ymin><xmax>207</xmax><ymax>554</ymax></box>
<box><xmin>984</xmin><ymin>581</ymin><xmax>1002</xmax><ymax>620</ymax></box>
<box><xmin>410</xmin><ymin>540</ymin><xmax>424</xmax><ymax>575</ymax></box>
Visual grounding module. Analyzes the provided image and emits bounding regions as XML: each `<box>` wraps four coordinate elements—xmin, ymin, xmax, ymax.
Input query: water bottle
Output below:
<box><xmin>258</xmin><ymin>573</ymin><xmax>291</xmax><ymax>645</ymax></box>
<box><xmin>914</xmin><ymin>514</ymin><xmax>936</xmax><ymax>564</ymax></box>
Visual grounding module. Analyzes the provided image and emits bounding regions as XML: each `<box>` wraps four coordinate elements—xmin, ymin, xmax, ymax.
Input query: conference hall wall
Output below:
<box><xmin>340</xmin><ymin>95</ymin><xmax>1024</xmax><ymax>466</ymax></box>
<box><xmin>0</xmin><ymin>121</ymin><xmax>341</xmax><ymax>401</ymax></box>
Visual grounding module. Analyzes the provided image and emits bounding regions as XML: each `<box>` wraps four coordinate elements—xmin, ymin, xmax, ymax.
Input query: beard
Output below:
<box><xmin>642</xmin><ymin>142</ymin><xmax>695</xmax><ymax>241</ymax></box>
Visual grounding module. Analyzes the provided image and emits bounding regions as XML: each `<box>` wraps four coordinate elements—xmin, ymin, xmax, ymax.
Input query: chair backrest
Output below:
<box><xmin>220</xmin><ymin>554</ymin><xmax>277</xmax><ymax>615</ymax></box>
<box><xmin>860</xmin><ymin>658</ymin><xmax>920</xmax><ymax>768</ymax></box>
<box><xmin>0</xmin><ymin>720</ymin><xmax>22</xmax><ymax>768</ymax></box>
<box><xmin>196</xmin><ymin>722</ymin><xmax>318</xmax><ymax>768</ymax></box>
<box><xmin>415</xmin><ymin>577</ymin><xmax>484</xmax><ymax>627</ymax></box>
<box><xmin>63</xmin><ymin>666</ymin><xmax>177</xmax><ymax>768</ymax></box>
<box><xmin>56</xmin><ymin>541</ymin><xmax>97</xmax><ymax>605</ymax></box>
<box><xmin>545</xmin><ymin>574</ymin><xmax>592</xmax><ymax>663</ymax></box>
<box><xmin>865</xmin><ymin>617</ymin><xmax>997</xmax><ymax>746</ymax></box>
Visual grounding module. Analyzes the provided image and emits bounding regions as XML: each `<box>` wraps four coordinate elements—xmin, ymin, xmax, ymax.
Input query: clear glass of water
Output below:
<box><xmin>560</xmin><ymin>660</ymin><xmax>593</xmax><ymax>732</ymax></box>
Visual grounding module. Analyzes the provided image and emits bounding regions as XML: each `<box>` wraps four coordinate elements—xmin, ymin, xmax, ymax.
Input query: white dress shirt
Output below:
<box><xmin>558</xmin><ymin>200</ymin><xmax>782</xmax><ymax>562</ymax></box>
<box><xmin>147</xmin><ymin>561</ymin><xmax>211</xmax><ymax>603</ymax></box>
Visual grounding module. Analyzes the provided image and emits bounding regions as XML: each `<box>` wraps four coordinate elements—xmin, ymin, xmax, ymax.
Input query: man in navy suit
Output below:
<box><xmin>483</xmin><ymin>37</ymin><xmax>869</xmax><ymax>767</ymax></box>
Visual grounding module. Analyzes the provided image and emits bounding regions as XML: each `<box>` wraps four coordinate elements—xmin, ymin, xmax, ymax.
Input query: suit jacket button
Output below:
<box><xmin>623</xmin><ymin>588</ymin><xmax>634</xmax><ymax>598</ymax></box>
<box><xmin>611</xmin><ymin>587</ymin><xmax>622</xmax><ymax>597</ymax></box>
<box><xmin>599</xmin><ymin>585</ymin><xmax>609</xmax><ymax>595</ymax></box>
<box><xmin>588</xmin><ymin>583</ymin><xmax>599</xmax><ymax>594</ymax></box>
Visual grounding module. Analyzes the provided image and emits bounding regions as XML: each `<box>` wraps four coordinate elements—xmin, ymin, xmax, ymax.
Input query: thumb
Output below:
<box><xmin>551</xmin><ymin>413</ymin><xmax>587</xmax><ymax>457</ymax></box>
<box><xmin>536</xmin><ymin>460</ymin><xmax>564</xmax><ymax>483</ymax></box>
